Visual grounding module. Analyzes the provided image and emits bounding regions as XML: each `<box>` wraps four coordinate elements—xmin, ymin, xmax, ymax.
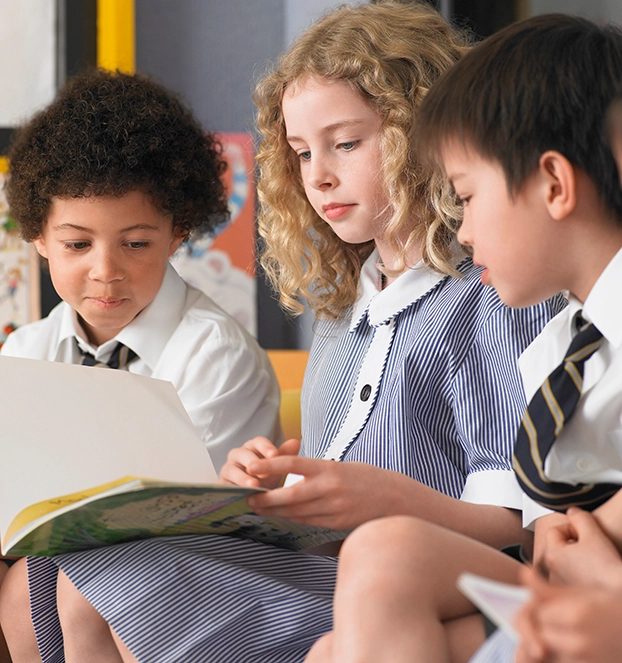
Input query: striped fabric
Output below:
<box><xmin>27</xmin><ymin>258</ymin><xmax>564</xmax><ymax>663</ymax></box>
<box><xmin>303</xmin><ymin>259</ymin><xmax>566</xmax><ymax>499</ymax></box>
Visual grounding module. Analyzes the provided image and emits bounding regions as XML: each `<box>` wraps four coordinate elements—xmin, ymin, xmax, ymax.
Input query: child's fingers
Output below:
<box><xmin>565</xmin><ymin>506</ymin><xmax>606</xmax><ymax>540</ymax></box>
<box><xmin>515</xmin><ymin>598</ymin><xmax>548</xmax><ymax>662</ymax></box>
<box><xmin>219</xmin><ymin>464</ymin><xmax>262</xmax><ymax>488</ymax></box>
<box><xmin>243</xmin><ymin>436</ymin><xmax>282</xmax><ymax>458</ymax></box>
<box><xmin>248</xmin><ymin>453</ymin><xmax>321</xmax><ymax>479</ymax></box>
<box><xmin>520</xmin><ymin>566</ymin><xmax>556</xmax><ymax>599</ymax></box>
<box><xmin>219</xmin><ymin>440</ymin><xmax>281</xmax><ymax>484</ymax></box>
<box><xmin>277</xmin><ymin>438</ymin><xmax>301</xmax><ymax>457</ymax></box>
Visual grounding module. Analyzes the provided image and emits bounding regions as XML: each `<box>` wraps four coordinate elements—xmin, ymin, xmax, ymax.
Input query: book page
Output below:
<box><xmin>457</xmin><ymin>573</ymin><xmax>531</xmax><ymax>641</ymax></box>
<box><xmin>0</xmin><ymin>356</ymin><xmax>218</xmax><ymax>541</ymax></box>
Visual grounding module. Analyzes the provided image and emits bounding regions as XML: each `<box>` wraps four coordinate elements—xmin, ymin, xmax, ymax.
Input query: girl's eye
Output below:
<box><xmin>455</xmin><ymin>195</ymin><xmax>471</xmax><ymax>207</ymax></box>
<box><xmin>338</xmin><ymin>141</ymin><xmax>358</xmax><ymax>152</ymax></box>
<box><xmin>126</xmin><ymin>241</ymin><xmax>149</xmax><ymax>250</ymax></box>
<box><xmin>298</xmin><ymin>151</ymin><xmax>311</xmax><ymax>162</ymax></box>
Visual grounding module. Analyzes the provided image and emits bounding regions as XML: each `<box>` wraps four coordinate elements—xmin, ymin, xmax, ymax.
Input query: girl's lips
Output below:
<box><xmin>323</xmin><ymin>203</ymin><xmax>356</xmax><ymax>221</ymax></box>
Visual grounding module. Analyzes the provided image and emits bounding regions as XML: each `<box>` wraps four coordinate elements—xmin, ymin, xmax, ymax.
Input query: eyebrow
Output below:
<box><xmin>52</xmin><ymin>223</ymin><xmax>163</xmax><ymax>233</ymax></box>
<box><xmin>286</xmin><ymin>119</ymin><xmax>366</xmax><ymax>143</ymax></box>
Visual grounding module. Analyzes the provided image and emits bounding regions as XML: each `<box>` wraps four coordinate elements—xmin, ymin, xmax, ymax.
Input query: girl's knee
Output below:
<box><xmin>341</xmin><ymin>516</ymin><xmax>435</xmax><ymax>568</ymax></box>
<box><xmin>56</xmin><ymin>570</ymin><xmax>92</xmax><ymax>627</ymax></box>
<box><xmin>0</xmin><ymin>558</ymin><xmax>30</xmax><ymax>621</ymax></box>
<box><xmin>0</xmin><ymin>558</ymin><xmax>40</xmax><ymax>662</ymax></box>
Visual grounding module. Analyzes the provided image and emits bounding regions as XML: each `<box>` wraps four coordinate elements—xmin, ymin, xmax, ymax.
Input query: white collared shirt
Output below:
<box><xmin>2</xmin><ymin>264</ymin><xmax>282</xmax><ymax>471</ymax></box>
<box><xmin>521</xmin><ymin>248</ymin><xmax>622</xmax><ymax>527</ymax></box>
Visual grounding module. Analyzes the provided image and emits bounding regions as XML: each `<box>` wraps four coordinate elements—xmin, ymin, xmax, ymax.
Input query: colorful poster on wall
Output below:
<box><xmin>0</xmin><ymin>173</ymin><xmax>40</xmax><ymax>349</ymax></box>
<box><xmin>170</xmin><ymin>133</ymin><xmax>257</xmax><ymax>336</ymax></box>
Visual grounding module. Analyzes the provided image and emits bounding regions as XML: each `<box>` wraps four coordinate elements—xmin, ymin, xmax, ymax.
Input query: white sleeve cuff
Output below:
<box><xmin>521</xmin><ymin>494</ymin><xmax>553</xmax><ymax>530</ymax></box>
<box><xmin>460</xmin><ymin>470</ymin><xmax>524</xmax><ymax>510</ymax></box>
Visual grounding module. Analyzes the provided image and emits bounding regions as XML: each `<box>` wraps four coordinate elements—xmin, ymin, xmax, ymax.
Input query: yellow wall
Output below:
<box><xmin>97</xmin><ymin>0</ymin><xmax>135</xmax><ymax>73</ymax></box>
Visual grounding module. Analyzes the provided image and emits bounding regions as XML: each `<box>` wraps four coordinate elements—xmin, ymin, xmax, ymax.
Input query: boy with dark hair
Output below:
<box><xmin>2</xmin><ymin>68</ymin><xmax>280</xmax><ymax>471</ymax></box>
<box><xmin>305</xmin><ymin>14</ymin><xmax>622</xmax><ymax>663</ymax></box>
<box><xmin>0</xmin><ymin>68</ymin><xmax>281</xmax><ymax>662</ymax></box>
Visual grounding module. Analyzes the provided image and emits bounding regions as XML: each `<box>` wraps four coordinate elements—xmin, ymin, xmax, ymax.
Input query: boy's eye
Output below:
<box><xmin>126</xmin><ymin>241</ymin><xmax>150</xmax><ymax>250</ymax></box>
<box><xmin>65</xmin><ymin>241</ymin><xmax>90</xmax><ymax>251</ymax></box>
<box><xmin>338</xmin><ymin>141</ymin><xmax>358</xmax><ymax>152</ymax></box>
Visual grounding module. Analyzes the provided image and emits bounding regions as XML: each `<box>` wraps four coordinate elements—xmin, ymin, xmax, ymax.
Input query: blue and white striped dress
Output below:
<box><xmin>27</xmin><ymin>254</ymin><xmax>565</xmax><ymax>663</ymax></box>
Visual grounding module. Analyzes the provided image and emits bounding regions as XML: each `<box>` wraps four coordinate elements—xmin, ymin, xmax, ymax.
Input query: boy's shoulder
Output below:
<box><xmin>1</xmin><ymin>302</ymin><xmax>69</xmax><ymax>360</ymax></box>
<box><xmin>175</xmin><ymin>282</ymin><xmax>265</xmax><ymax>352</ymax></box>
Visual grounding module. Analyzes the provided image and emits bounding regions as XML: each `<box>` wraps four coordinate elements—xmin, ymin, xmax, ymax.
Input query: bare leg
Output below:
<box><xmin>0</xmin><ymin>561</ymin><xmax>12</xmax><ymax>663</ymax></box>
<box><xmin>305</xmin><ymin>633</ymin><xmax>333</xmax><ymax>662</ymax></box>
<box><xmin>56</xmin><ymin>571</ymin><xmax>138</xmax><ymax>663</ymax></box>
<box><xmin>0</xmin><ymin>559</ymin><xmax>40</xmax><ymax>663</ymax></box>
<box><xmin>315</xmin><ymin>516</ymin><xmax>522</xmax><ymax>663</ymax></box>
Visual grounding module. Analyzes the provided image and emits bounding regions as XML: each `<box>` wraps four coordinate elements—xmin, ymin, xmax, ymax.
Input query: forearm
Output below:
<box><xmin>384</xmin><ymin>471</ymin><xmax>531</xmax><ymax>550</ymax></box>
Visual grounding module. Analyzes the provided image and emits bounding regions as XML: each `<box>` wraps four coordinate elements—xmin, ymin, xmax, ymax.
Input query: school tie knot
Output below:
<box><xmin>513</xmin><ymin>313</ymin><xmax>620</xmax><ymax>512</ymax></box>
<box><xmin>78</xmin><ymin>340</ymin><xmax>138</xmax><ymax>370</ymax></box>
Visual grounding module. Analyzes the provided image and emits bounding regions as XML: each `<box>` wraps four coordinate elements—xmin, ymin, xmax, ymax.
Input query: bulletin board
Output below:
<box><xmin>170</xmin><ymin>133</ymin><xmax>257</xmax><ymax>335</ymax></box>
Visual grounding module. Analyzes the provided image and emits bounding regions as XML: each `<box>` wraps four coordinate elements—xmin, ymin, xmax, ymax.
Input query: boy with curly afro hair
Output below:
<box><xmin>0</xmin><ymin>67</ymin><xmax>281</xmax><ymax>662</ymax></box>
<box><xmin>3</xmin><ymin>68</ymin><xmax>280</xmax><ymax>465</ymax></box>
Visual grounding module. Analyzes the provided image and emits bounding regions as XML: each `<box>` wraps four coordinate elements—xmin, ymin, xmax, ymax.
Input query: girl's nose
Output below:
<box><xmin>307</xmin><ymin>159</ymin><xmax>338</xmax><ymax>191</ymax></box>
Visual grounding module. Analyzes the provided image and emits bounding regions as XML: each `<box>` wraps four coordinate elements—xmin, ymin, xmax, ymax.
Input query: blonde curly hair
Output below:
<box><xmin>255</xmin><ymin>1</ymin><xmax>470</xmax><ymax>319</ymax></box>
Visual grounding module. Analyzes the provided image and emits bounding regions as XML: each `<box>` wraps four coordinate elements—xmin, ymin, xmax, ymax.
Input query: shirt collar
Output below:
<box><xmin>57</xmin><ymin>263</ymin><xmax>188</xmax><ymax>368</ymax></box>
<box><xmin>581</xmin><ymin>246</ymin><xmax>622</xmax><ymax>348</ymax></box>
<box><xmin>349</xmin><ymin>248</ymin><xmax>459</xmax><ymax>331</ymax></box>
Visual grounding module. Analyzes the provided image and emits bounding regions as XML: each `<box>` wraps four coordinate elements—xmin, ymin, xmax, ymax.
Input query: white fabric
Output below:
<box><xmin>520</xmin><ymin>248</ymin><xmax>622</xmax><ymax>528</ymax></box>
<box><xmin>1</xmin><ymin>263</ymin><xmax>281</xmax><ymax>471</ymax></box>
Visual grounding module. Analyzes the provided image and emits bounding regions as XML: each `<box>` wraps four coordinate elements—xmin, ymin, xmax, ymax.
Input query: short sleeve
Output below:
<box><xmin>453</xmin><ymin>295</ymin><xmax>566</xmax><ymax>509</ymax></box>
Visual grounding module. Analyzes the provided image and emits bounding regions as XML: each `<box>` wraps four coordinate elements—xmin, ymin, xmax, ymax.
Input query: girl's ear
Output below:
<box><xmin>32</xmin><ymin>236</ymin><xmax>49</xmax><ymax>259</ymax></box>
<box><xmin>538</xmin><ymin>150</ymin><xmax>577</xmax><ymax>220</ymax></box>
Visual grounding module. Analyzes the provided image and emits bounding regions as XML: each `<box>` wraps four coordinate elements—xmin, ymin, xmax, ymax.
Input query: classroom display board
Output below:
<box><xmin>0</xmin><ymin>174</ymin><xmax>40</xmax><ymax>349</ymax></box>
<box><xmin>170</xmin><ymin>133</ymin><xmax>257</xmax><ymax>336</ymax></box>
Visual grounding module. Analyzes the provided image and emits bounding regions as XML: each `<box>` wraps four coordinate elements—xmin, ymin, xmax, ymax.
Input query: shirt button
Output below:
<box><xmin>360</xmin><ymin>384</ymin><xmax>372</xmax><ymax>401</ymax></box>
<box><xmin>576</xmin><ymin>456</ymin><xmax>594</xmax><ymax>472</ymax></box>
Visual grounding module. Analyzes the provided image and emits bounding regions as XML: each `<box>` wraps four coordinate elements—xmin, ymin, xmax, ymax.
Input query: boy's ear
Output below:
<box><xmin>32</xmin><ymin>237</ymin><xmax>49</xmax><ymax>259</ymax></box>
<box><xmin>167</xmin><ymin>227</ymin><xmax>185</xmax><ymax>258</ymax></box>
<box><xmin>538</xmin><ymin>150</ymin><xmax>577</xmax><ymax>220</ymax></box>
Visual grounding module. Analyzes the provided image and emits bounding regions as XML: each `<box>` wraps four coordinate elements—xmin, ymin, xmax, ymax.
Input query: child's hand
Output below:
<box><xmin>541</xmin><ymin>508</ymin><xmax>622</xmax><ymax>587</ymax></box>
<box><xmin>515</xmin><ymin>568</ymin><xmax>549</xmax><ymax>663</ymax></box>
<box><xmin>219</xmin><ymin>437</ymin><xmax>300</xmax><ymax>489</ymax></box>
<box><xmin>516</xmin><ymin>566</ymin><xmax>622</xmax><ymax>663</ymax></box>
<box><xmin>246</xmin><ymin>457</ymin><xmax>407</xmax><ymax>531</ymax></box>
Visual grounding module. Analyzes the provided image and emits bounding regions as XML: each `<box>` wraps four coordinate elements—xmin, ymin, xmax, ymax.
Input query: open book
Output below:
<box><xmin>0</xmin><ymin>356</ymin><xmax>347</xmax><ymax>557</ymax></box>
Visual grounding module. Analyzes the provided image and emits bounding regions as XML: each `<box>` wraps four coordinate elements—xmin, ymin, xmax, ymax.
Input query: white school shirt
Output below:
<box><xmin>1</xmin><ymin>263</ymin><xmax>282</xmax><ymax>471</ymax></box>
<box><xmin>302</xmin><ymin>249</ymin><xmax>565</xmax><ymax>506</ymax></box>
<box><xmin>520</xmin><ymin>247</ymin><xmax>622</xmax><ymax>528</ymax></box>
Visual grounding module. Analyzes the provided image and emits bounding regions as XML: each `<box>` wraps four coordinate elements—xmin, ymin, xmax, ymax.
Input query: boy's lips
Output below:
<box><xmin>322</xmin><ymin>202</ymin><xmax>356</xmax><ymax>221</ymax></box>
<box><xmin>87</xmin><ymin>297</ymin><xmax>127</xmax><ymax>309</ymax></box>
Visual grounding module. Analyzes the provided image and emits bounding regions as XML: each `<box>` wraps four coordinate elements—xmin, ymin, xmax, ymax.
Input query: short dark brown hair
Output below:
<box><xmin>418</xmin><ymin>13</ymin><xmax>622</xmax><ymax>221</ymax></box>
<box><xmin>7</xmin><ymin>68</ymin><xmax>229</xmax><ymax>241</ymax></box>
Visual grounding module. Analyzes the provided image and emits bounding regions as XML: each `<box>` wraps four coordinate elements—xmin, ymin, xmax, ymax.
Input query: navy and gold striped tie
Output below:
<box><xmin>79</xmin><ymin>341</ymin><xmax>138</xmax><ymax>370</ymax></box>
<box><xmin>513</xmin><ymin>314</ymin><xmax>620</xmax><ymax>512</ymax></box>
